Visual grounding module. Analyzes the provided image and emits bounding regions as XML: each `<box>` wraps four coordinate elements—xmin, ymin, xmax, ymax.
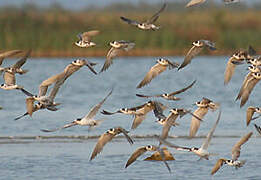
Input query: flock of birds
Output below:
<box><xmin>0</xmin><ymin>0</ymin><xmax>260</xmax><ymax>176</ymax></box>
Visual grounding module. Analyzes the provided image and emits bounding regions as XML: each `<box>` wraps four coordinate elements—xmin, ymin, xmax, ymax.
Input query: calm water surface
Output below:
<box><xmin>0</xmin><ymin>56</ymin><xmax>260</xmax><ymax>179</ymax></box>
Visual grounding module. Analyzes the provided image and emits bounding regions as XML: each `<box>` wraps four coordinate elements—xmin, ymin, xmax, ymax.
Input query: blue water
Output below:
<box><xmin>0</xmin><ymin>56</ymin><xmax>260</xmax><ymax>179</ymax></box>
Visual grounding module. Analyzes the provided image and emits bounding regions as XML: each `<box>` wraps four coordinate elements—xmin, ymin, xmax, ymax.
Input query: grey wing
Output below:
<box><xmin>85</xmin><ymin>89</ymin><xmax>113</xmax><ymax>119</ymax></box>
<box><xmin>224</xmin><ymin>57</ymin><xmax>236</xmax><ymax>85</ymax></box>
<box><xmin>147</xmin><ymin>3</ymin><xmax>166</xmax><ymax>24</ymax></box>
<box><xmin>201</xmin><ymin>40</ymin><xmax>216</xmax><ymax>50</ymax></box>
<box><xmin>0</xmin><ymin>50</ymin><xmax>22</xmax><ymax>66</ymax></box>
<box><xmin>231</xmin><ymin>132</ymin><xmax>253</xmax><ymax>161</ymax></box>
<box><xmin>169</xmin><ymin>80</ymin><xmax>196</xmax><ymax>96</ymax></box>
<box><xmin>100</xmin><ymin>47</ymin><xmax>121</xmax><ymax>72</ymax></box>
<box><xmin>40</xmin><ymin>122</ymin><xmax>77</xmax><ymax>132</ymax></box>
<box><xmin>90</xmin><ymin>133</ymin><xmax>114</xmax><ymax>161</ymax></box>
<box><xmin>136</xmin><ymin>93</ymin><xmax>161</xmax><ymax>98</ymax></box>
<box><xmin>254</xmin><ymin>124</ymin><xmax>261</xmax><ymax>135</ymax></box>
<box><xmin>137</xmin><ymin>63</ymin><xmax>167</xmax><ymax>88</ymax></box>
<box><xmin>117</xmin><ymin>127</ymin><xmax>134</xmax><ymax>144</ymax></box>
<box><xmin>246</xmin><ymin>106</ymin><xmax>255</xmax><ymax>126</ymax></box>
<box><xmin>3</xmin><ymin>71</ymin><xmax>15</xmax><ymax>85</ymax></box>
<box><xmin>223</xmin><ymin>0</ymin><xmax>240</xmax><ymax>4</ymax></box>
<box><xmin>131</xmin><ymin>114</ymin><xmax>146</xmax><ymax>129</ymax></box>
<box><xmin>125</xmin><ymin>147</ymin><xmax>147</xmax><ymax>168</ymax></box>
<box><xmin>81</xmin><ymin>30</ymin><xmax>100</xmax><ymax>42</ymax></box>
<box><xmin>161</xmin><ymin>123</ymin><xmax>172</xmax><ymax>140</ymax></box>
<box><xmin>11</xmin><ymin>49</ymin><xmax>31</xmax><ymax>69</ymax></box>
<box><xmin>178</xmin><ymin>45</ymin><xmax>203</xmax><ymax>70</ymax></box>
<box><xmin>157</xmin><ymin>137</ymin><xmax>191</xmax><ymax>151</ymax></box>
<box><xmin>186</xmin><ymin>0</ymin><xmax>206</xmax><ymax>7</ymax></box>
<box><xmin>189</xmin><ymin>107</ymin><xmax>209</xmax><ymax>138</ymax></box>
<box><xmin>153</xmin><ymin>101</ymin><xmax>166</xmax><ymax>119</ymax></box>
<box><xmin>120</xmin><ymin>16</ymin><xmax>139</xmax><ymax>26</ymax></box>
<box><xmin>201</xmin><ymin>111</ymin><xmax>221</xmax><ymax>150</ymax></box>
<box><xmin>240</xmin><ymin>78</ymin><xmax>259</xmax><ymax>107</ymax></box>
<box><xmin>236</xmin><ymin>72</ymin><xmax>253</xmax><ymax>101</ymax></box>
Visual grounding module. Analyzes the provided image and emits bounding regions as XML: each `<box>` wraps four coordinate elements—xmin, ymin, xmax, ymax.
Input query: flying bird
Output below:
<box><xmin>102</xmin><ymin>101</ymin><xmax>167</xmax><ymax>130</ymax></box>
<box><xmin>0</xmin><ymin>50</ymin><xmax>22</xmax><ymax>73</ymax></box>
<box><xmin>211</xmin><ymin>132</ymin><xmax>253</xmax><ymax>175</ymax></box>
<box><xmin>125</xmin><ymin>145</ymin><xmax>171</xmax><ymax>173</ymax></box>
<box><xmin>100</xmin><ymin>40</ymin><xmax>135</xmax><ymax>73</ymax></box>
<box><xmin>190</xmin><ymin>97</ymin><xmax>220</xmax><ymax>138</ymax></box>
<box><xmin>120</xmin><ymin>3</ymin><xmax>166</xmax><ymax>30</ymax></box>
<box><xmin>137</xmin><ymin>58</ymin><xmax>179</xmax><ymax>89</ymax></box>
<box><xmin>178</xmin><ymin>40</ymin><xmax>216</xmax><ymax>70</ymax></box>
<box><xmin>159</xmin><ymin>110</ymin><xmax>221</xmax><ymax>160</ymax></box>
<box><xmin>74</xmin><ymin>30</ymin><xmax>100</xmax><ymax>48</ymax></box>
<box><xmin>186</xmin><ymin>0</ymin><xmax>240</xmax><ymax>7</ymax></box>
<box><xmin>90</xmin><ymin>126</ymin><xmax>133</xmax><ymax>161</ymax></box>
<box><xmin>136</xmin><ymin>80</ymin><xmax>196</xmax><ymax>100</ymax></box>
<box><xmin>144</xmin><ymin>147</ymin><xmax>175</xmax><ymax>161</ymax></box>
<box><xmin>246</xmin><ymin>106</ymin><xmax>261</xmax><ymax>126</ymax></box>
<box><xmin>40</xmin><ymin>89</ymin><xmax>113</xmax><ymax>132</ymax></box>
<box><xmin>224</xmin><ymin>46</ymin><xmax>256</xmax><ymax>85</ymax></box>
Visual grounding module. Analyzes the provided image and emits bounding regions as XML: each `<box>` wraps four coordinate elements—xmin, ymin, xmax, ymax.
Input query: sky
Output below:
<box><xmin>0</xmin><ymin>0</ymin><xmax>258</xmax><ymax>10</ymax></box>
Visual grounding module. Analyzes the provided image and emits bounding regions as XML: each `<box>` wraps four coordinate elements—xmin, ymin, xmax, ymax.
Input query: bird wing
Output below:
<box><xmin>85</xmin><ymin>89</ymin><xmax>113</xmax><ymax>119</ymax></box>
<box><xmin>26</xmin><ymin>97</ymin><xmax>35</xmax><ymax>117</ymax></box>
<box><xmin>254</xmin><ymin>124</ymin><xmax>261</xmax><ymax>135</ymax></box>
<box><xmin>63</xmin><ymin>64</ymin><xmax>82</xmax><ymax>79</ymax></box>
<box><xmin>38</xmin><ymin>72</ymin><xmax>66</xmax><ymax>97</ymax></box>
<box><xmin>120</xmin><ymin>16</ymin><xmax>139</xmax><ymax>26</ymax></box>
<box><xmin>178</xmin><ymin>45</ymin><xmax>203</xmax><ymax>70</ymax></box>
<box><xmin>84</xmin><ymin>60</ymin><xmax>98</xmax><ymax>75</ymax></box>
<box><xmin>186</xmin><ymin>0</ymin><xmax>206</xmax><ymax>7</ymax></box>
<box><xmin>131</xmin><ymin>114</ymin><xmax>146</xmax><ymax>130</ymax></box>
<box><xmin>48</xmin><ymin>76</ymin><xmax>66</xmax><ymax>102</ymax></box>
<box><xmin>125</xmin><ymin>147</ymin><xmax>147</xmax><ymax>168</ymax></box>
<box><xmin>81</xmin><ymin>30</ymin><xmax>100</xmax><ymax>42</ymax></box>
<box><xmin>116</xmin><ymin>127</ymin><xmax>134</xmax><ymax>144</ymax></box>
<box><xmin>137</xmin><ymin>63</ymin><xmax>167</xmax><ymax>88</ymax></box>
<box><xmin>153</xmin><ymin>101</ymin><xmax>166</xmax><ymax>119</ymax></box>
<box><xmin>3</xmin><ymin>71</ymin><xmax>15</xmax><ymax>85</ymax></box>
<box><xmin>146</xmin><ymin>3</ymin><xmax>166</xmax><ymax>24</ymax></box>
<box><xmin>211</xmin><ymin>158</ymin><xmax>226</xmax><ymax>175</ymax></box>
<box><xmin>157</xmin><ymin>137</ymin><xmax>191</xmax><ymax>151</ymax></box>
<box><xmin>231</xmin><ymin>132</ymin><xmax>253</xmax><ymax>161</ymax></box>
<box><xmin>236</xmin><ymin>72</ymin><xmax>253</xmax><ymax>101</ymax></box>
<box><xmin>100</xmin><ymin>110</ymin><xmax>120</xmax><ymax>115</ymax></box>
<box><xmin>90</xmin><ymin>132</ymin><xmax>115</xmax><ymax>161</ymax></box>
<box><xmin>201</xmin><ymin>40</ymin><xmax>216</xmax><ymax>50</ymax></box>
<box><xmin>40</xmin><ymin>122</ymin><xmax>77</xmax><ymax>132</ymax></box>
<box><xmin>240</xmin><ymin>78</ymin><xmax>260</xmax><ymax>107</ymax></box>
<box><xmin>169</xmin><ymin>80</ymin><xmax>196</xmax><ymax>96</ymax></box>
<box><xmin>189</xmin><ymin>107</ymin><xmax>209</xmax><ymax>138</ymax></box>
<box><xmin>0</xmin><ymin>50</ymin><xmax>22</xmax><ymax>66</ymax></box>
<box><xmin>100</xmin><ymin>47</ymin><xmax>121</xmax><ymax>72</ymax></box>
<box><xmin>246</xmin><ymin>106</ymin><xmax>256</xmax><ymax>126</ymax></box>
<box><xmin>11</xmin><ymin>49</ymin><xmax>31</xmax><ymax>69</ymax></box>
<box><xmin>136</xmin><ymin>93</ymin><xmax>162</xmax><ymax>98</ymax></box>
<box><xmin>201</xmin><ymin>111</ymin><xmax>221</xmax><ymax>150</ymax></box>
<box><xmin>224</xmin><ymin>57</ymin><xmax>237</xmax><ymax>85</ymax></box>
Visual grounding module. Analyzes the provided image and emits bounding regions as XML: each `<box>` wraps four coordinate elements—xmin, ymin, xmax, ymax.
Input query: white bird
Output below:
<box><xmin>74</xmin><ymin>30</ymin><xmax>100</xmax><ymax>48</ymax></box>
<box><xmin>40</xmin><ymin>89</ymin><xmax>113</xmax><ymax>132</ymax></box>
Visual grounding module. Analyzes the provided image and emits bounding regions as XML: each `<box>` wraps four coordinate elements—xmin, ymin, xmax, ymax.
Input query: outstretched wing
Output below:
<box><xmin>100</xmin><ymin>47</ymin><xmax>121</xmax><ymax>73</ymax></box>
<box><xmin>41</xmin><ymin>122</ymin><xmax>77</xmax><ymax>132</ymax></box>
<box><xmin>0</xmin><ymin>50</ymin><xmax>22</xmax><ymax>66</ymax></box>
<box><xmin>178</xmin><ymin>45</ymin><xmax>203</xmax><ymax>70</ymax></box>
<box><xmin>169</xmin><ymin>80</ymin><xmax>196</xmax><ymax>96</ymax></box>
<box><xmin>125</xmin><ymin>147</ymin><xmax>147</xmax><ymax>168</ymax></box>
<box><xmin>120</xmin><ymin>17</ymin><xmax>139</xmax><ymax>26</ymax></box>
<box><xmin>12</xmin><ymin>49</ymin><xmax>31</xmax><ymax>69</ymax></box>
<box><xmin>80</xmin><ymin>30</ymin><xmax>100</xmax><ymax>42</ymax></box>
<box><xmin>186</xmin><ymin>0</ymin><xmax>206</xmax><ymax>7</ymax></box>
<box><xmin>147</xmin><ymin>3</ymin><xmax>166</xmax><ymax>24</ymax></box>
<box><xmin>211</xmin><ymin>158</ymin><xmax>226</xmax><ymax>175</ymax></box>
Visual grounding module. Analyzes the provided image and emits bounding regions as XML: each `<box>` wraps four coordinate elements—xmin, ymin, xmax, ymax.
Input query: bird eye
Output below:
<box><xmin>147</xmin><ymin>145</ymin><xmax>152</xmax><ymax>149</ymax></box>
<box><xmin>1</xmin><ymin>84</ymin><xmax>4</xmax><ymax>86</ymax></box>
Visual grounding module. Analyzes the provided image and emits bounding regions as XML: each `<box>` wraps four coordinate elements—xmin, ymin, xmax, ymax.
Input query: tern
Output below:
<box><xmin>40</xmin><ymin>89</ymin><xmax>113</xmax><ymax>132</ymax></box>
<box><xmin>136</xmin><ymin>80</ymin><xmax>196</xmax><ymax>100</ymax></box>
<box><xmin>186</xmin><ymin>0</ymin><xmax>240</xmax><ymax>7</ymax></box>
<box><xmin>178</xmin><ymin>40</ymin><xmax>216</xmax><ymax>70</ymax></box>
<box><xmin>74</xmin><ymin>30</ymin><xmax>100</xmax><ymax>48</ymax></box>
<box><xmin>125</xmin><ymin>145</ymin><xmax>171</xmax><ymax>173</ymax></box>
<box><xmin>211</xmin><ymin>132</ymin><xmax>253</xmax><ymax>175</ymax></box>
<box><xmin>90</xmin><ymin>126</ymin><xmax>133</xmax><ymax>161</ymax></box>
<box><xmin>0</xmin><ymin>50</ymin><xmax>22</xmax><ymax>74</ymax></box>
<box><xmin>190</xmin><ymin>97</ymin><xmax>219</xmax><ymax>138</ymax></box>
<box><xmin>158</xmin><ymin>110</ymin><xmax>221</xmax><ymax>160</ymax></box>
<box><xmin>120</xmin><ymin>3</ymin><xmax>166</xmax><ymax>31</ymax></box>
<box><xmin>137</xmin><ymin>58</ymin><xmax>179</xmax><ymax>89</ymax></box>
<box><xmin>100</xmin><ymin>40</ymin><xmax>135</xmax><ymax>73</ymax></box>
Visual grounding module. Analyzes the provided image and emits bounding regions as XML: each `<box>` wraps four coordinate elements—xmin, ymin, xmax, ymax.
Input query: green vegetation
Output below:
<box><xmin>0</xmin><ymin>3</ymin><xmax>261</xmax><ymax>57</ymax></box>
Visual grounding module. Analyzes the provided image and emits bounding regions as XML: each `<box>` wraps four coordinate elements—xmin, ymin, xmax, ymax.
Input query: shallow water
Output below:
<box><xmin>0</xmin><ymin>56</ymin><xmax>260</xmax><ymax>179</ymax></box>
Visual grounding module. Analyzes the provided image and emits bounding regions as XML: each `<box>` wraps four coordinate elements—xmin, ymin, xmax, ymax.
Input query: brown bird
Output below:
<box><xmin>90</xmin><ymin>127</ymin><xmax>133</xmax><ymax>161</ymax></box>
<box><xmin>178</xmin><ymin>40</ymin><xmax>216</xmax><ymax>70</ymax></box>
<box><xmin>246</xmin><ymin>106</ymin><xmax>261</xmax><ymax>126</ymax></box>
<box><xmin>137</xmin><ymin>58</ymin><xmax>179</xmax><ymax>89</ymax></box>
<box><xmin>190</xmin><ymin>97</ymin><xmax>219</xmax><ymax>138</ymax></box>
<box><xmin>136</xmin><ymin>80</ymin><xmax>196</xmax><ymax>101</ymax></box>
<box><xmin>211</xmin><ymin>132</ymin><xmax>253</xmax><ymax>175</ymax></box>
<box><xmin>0</xmin><ymin>50</ymin><xmax>22</xmax><ymax>73</ymax></box>
<box><xmin>144</xmin><ymin>147</ymin><xmax>175</xmax><ymax>161</ymax></box>
<box><xmin>125</xmin><ymin>145</ymin><xmax>171</xmax><ymax>172</ymax></box>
